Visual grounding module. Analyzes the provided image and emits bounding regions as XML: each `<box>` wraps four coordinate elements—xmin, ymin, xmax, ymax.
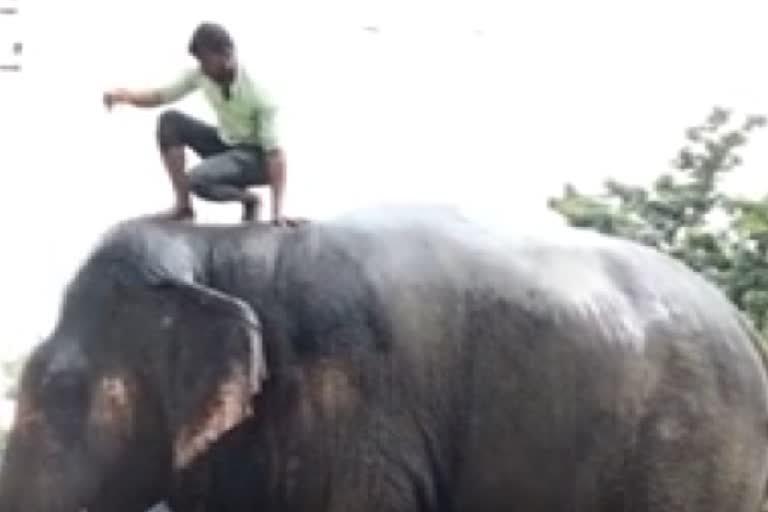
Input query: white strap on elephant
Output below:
<box><xmin>247</xmin><ymin>319</ymin><xmax>268</xmax><ymax>394</ymax></box>
<box><xmin>172</xmin><ymin>278</ymin><xmax>268</xmax><ymax>394</ymax></box>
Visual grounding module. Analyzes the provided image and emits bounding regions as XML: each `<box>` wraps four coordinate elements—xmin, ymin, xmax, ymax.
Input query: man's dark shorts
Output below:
<box><xmin>156</xmin><ymin>109</ymin><xmax>269</xmax><ymax>202</ymax></box>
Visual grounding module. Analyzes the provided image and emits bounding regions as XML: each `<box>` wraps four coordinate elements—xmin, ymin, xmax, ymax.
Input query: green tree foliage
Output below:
<box><xmin>0</xmin><ymin>355</ymin><xmax>25</xmax><ymax>453</ymax></box>
<box><xmin>0</xmin><ymin>356</ymin><xmax>24</xmax><ymax>401</ymax></box>
<box><xmin>549</xmin><ymin>107</ymin><xmax>768</xmax><ymax>337</ymax></box>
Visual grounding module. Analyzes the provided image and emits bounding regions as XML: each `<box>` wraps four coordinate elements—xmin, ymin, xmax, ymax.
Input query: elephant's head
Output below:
<box><xmin>0</xmin><ymin>245</ymin><xmax>268</xmax><ymax>512</ymax></box>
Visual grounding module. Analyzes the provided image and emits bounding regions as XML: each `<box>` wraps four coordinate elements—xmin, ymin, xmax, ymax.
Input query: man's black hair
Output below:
<box><xmin>188</xmin><ymin>22</ymin><xmax>234</xmax><ymax>58</ymax></box>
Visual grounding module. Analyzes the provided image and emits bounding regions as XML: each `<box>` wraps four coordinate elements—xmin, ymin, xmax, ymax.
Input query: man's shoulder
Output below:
<box><xmin>237</xmin><ymin>66</ymin><xmax>278</xmax><ymax>104</ymax></box>
<box><xmin>237</xmin><ymin>65</ymin><xmax>264</xmax><ymax>88</ymax></box>
<box><xmin>179</xmin><ymin>66</ymin><xmax>204</xmax><ymax>84</ymax></box>
<box><xmin>168</xmin><ymin>66</ymin><xmax>204</xmax><ymax>92</ymax></box>
<box><xmin>157</xmin><ymin>66</ymin><xmax>203</xmax><ymax>103</ymax></box>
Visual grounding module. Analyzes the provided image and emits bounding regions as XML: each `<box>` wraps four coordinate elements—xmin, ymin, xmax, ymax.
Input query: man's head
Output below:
<box><xmin>188</xmin><ymin>22</ymin><xmax>237</xmax><ymax>84</ymax></box>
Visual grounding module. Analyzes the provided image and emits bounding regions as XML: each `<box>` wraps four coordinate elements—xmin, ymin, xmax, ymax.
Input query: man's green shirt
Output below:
<box><xmin>158</xmin><ymin>65</ymin><xmax>279</xmax><ymax>150</ymax></box>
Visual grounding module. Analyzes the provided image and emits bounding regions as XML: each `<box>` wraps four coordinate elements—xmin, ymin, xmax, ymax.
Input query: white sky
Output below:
<box><xmin>2</xmin><ymin>0</ymin><xmax>768</xmax><ymax>360</ymax></box>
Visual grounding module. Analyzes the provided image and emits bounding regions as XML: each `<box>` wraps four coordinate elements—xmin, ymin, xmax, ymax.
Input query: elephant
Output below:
<box><xmin>1</xmin><ymin>204</ymin><xmax>768</xmax><ymax>512</ymax></box>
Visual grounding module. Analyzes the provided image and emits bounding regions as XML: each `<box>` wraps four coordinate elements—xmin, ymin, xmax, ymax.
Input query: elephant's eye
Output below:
<box><xmin>43</xmin><ymin>372</ymin><xmax>88</xmax><ymax>402</ymax></box>
<box><xmin>40</xmin><ymin>371</ymin><xmax>91</xmax><ymax>436</ymax></box>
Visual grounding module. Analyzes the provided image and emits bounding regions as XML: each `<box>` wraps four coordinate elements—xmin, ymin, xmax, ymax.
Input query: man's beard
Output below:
<box><xmin>216</xmin><ymin>68</ymin><xmax>236</xmax><ymax>99</ymax></box>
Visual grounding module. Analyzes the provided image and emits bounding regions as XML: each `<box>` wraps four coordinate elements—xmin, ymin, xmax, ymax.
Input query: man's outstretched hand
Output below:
<box><xmin>271</xmin><ymin>217</ymin><xmax>308</xmax><ymax>227</ymax></box>
<box><xmin>143</xmin><ymin>205</ymin><xmax>196</xmax><ymax>222</ymax></box>
<box><xmin>103</xmin><ymin>90</ymin><xmax>125</xmax><ymax>110</ymax></box>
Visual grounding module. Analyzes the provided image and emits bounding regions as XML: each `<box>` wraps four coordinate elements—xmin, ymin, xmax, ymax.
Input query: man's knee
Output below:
<box><xmin>156</xmin><ymin>109</ymin><xmax>187</xmax><ymax>150</ymax></box>
<box><xmin>188</xmin><ymin>159</ymin><xmax>233</xmax><ymax>201</ymax></box>
<box><xmin>187</xmin><ymin>167</ymin><xmax>213</xmax><ymax>199</ymax></box>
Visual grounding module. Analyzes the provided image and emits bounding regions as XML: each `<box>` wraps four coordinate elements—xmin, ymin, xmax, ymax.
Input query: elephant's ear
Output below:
<box><xmin>144</xmin><ymin>279</ymin><xmax>268</xmax><ymax>470</ymax></box>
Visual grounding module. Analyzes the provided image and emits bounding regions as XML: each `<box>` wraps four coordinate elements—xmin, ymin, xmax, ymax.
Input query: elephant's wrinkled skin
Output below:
<box><xmin>1</xmin><ymin>206</ymin><xmax>768</xmax><ymax>512</ymax></box>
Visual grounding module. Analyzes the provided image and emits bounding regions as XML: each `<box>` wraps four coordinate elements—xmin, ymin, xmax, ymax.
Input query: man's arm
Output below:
<box><xmin>103</xmin><ymin>89</ymin><xmax>167</xmax><ymax>109</ymax></box>
<box><xmin>103</xmin><ymin>68</ymin><xmax>200</xmax><ymax>110</ymax></box>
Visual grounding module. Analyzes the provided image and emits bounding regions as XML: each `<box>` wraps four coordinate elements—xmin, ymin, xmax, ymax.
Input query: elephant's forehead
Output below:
<box><xmin>90</xmin><ymin>223</ymin><xmax>201</xmax><ymax>283</ymax></box>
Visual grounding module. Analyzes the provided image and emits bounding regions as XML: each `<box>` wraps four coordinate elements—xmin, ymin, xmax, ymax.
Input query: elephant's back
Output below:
<box><xmin>323</xmin><ymin>207</ymin><xmax>768</xmax><ymax>510</ymax></box>
<box><xmin>314</xmin><ymin>206</ymin><xmax>767</xmax><ymax>382</ymax></box>
<box><xmin>259</xmin><ymin>206</ymin><xmax>767</xmax><ymax>397</ymax></box>
<box><xmin>328</xmin><ymin>206</ymin><xmax>754</xmax><ymax>355</ymax></box>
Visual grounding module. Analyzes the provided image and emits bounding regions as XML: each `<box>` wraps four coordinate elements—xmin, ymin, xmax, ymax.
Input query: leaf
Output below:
<box><xmin>546</xmin><ymin>107</ymin><xmax>768</xmax><ymax>333</ymax></box>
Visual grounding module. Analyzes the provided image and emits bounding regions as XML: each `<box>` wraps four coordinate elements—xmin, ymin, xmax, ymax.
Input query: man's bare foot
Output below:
<box><xmin>271</xmin><ymin>216</ymin><xmax>309</xmax><ymax>227</ymax></box>
<box><xmin>242</xmin><ymin>196</ymin><xmax>261</xmax><ymax>222</ymax></box>
<box><xmin>152</xmin><ymin>204</ymin><xmax>195</xmax><ymax>221</ymax></box>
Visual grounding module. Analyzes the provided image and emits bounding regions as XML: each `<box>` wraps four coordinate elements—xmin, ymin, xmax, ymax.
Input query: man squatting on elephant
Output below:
<box><xmin>1</xmin><ymin>206</ymin><xmax>768</xmax><ymax>512</ymax></box>
<box><xmin>104</xmin><ymin>22</ymin><xmax>289</xmax><ymax>225</ymax></box>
